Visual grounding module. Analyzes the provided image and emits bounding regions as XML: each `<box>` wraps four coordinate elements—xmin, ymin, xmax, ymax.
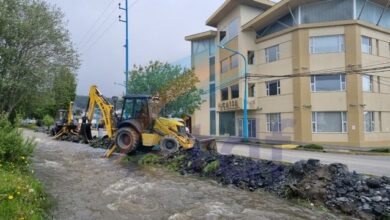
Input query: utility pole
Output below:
<box><xmin>119</xmin><ymin>0</ymin><xmax>129</xmax><ymax>95</ymax></box>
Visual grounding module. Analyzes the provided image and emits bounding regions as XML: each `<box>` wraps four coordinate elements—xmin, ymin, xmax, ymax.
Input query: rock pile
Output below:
<box><xmin>164</xmin><ymin>147</ymin><xmax>390</xmax><ymax>219</ymax></box>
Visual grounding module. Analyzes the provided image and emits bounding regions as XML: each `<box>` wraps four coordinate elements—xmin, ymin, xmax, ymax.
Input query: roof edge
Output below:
<box><xmin>185</xmin><ymin>30</ymin><xmax>218</xmax><ymax>41</ymax></box>
<box><xmin>206</xmin><ymin>0</ymin><xmax>275</xmax><ymax>28</ymax></box>
<box><xmin>242</xmin><ymin>0</ymin><xmax>288</xmax><ymax>31</ymax></box>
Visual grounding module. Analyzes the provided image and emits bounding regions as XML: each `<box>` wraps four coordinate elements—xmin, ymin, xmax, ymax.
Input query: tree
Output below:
<box><xmin>0</xmin><ymin>0</ymin><xmax>79</xmax><ymax>122</ymax></box>
<box><xmin>128</xmin><ymin>61</ymin><xmax>205</xmax><ymax>116</ymax></box>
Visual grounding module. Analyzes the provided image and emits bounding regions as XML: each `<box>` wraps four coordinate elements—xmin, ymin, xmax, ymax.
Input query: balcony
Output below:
<box><xmin>218</xmin><ymin>97</ymin><xmax>257</xmax><ymax>112</ymax></box>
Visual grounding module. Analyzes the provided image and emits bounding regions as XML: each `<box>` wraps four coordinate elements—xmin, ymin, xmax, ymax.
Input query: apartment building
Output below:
<box><xmin>185</xmin><ymin>0</ymin><xmax>390</xmax><ymax>147</ymax></box>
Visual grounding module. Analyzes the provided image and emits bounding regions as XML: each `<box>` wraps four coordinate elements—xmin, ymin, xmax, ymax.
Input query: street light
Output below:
<box><xmin>218</xmin><ymin>45</ymin><xmax>248</xmax><ymax>142</ymax></box>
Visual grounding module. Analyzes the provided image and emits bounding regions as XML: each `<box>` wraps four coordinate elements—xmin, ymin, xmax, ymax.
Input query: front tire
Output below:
<box><xmin>160</xmin><ymin>136</ymin><xmax>179</xmax><ymax>155</ymax></box>
<box><xmin>115</xmin><ymin>127</ymin><xmax>139</xmax><ymax>154</ymax></box>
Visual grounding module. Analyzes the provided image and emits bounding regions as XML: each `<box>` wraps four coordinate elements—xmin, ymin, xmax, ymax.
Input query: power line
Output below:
<box><xmin>80</xmin><ymin>0</ymin><xmax>142</xmax><ymax>54</ymax></box>
<box><xmin>78</xmin><ymin>0</ymin><xmax>116</xmax><ymax>47</ymax></box>
<box><xmin>198</xmin><ymin>63</ymin><xmax>390</xmax><ymax>95</ymax></box>
<box><xmin>81</xmin><ymin>19</ymin><xmax>117</xmax><ymax>54</ymax></box>
<box><xmin>79</xmin><ymin>6</ymin><xmax>118</xmax><ymax>51</ymax></box>
<box><xmin>247</xmin><ymin>64</ymin><xmax>390</xmax><ymax>79</ymax></box>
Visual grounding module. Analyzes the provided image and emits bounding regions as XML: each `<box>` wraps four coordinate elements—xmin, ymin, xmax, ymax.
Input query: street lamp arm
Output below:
<box><xmin>218</xmin><ymin>45</ymin><xmax>247</xmax><ymax>66</ymax></box>
<box><xmin>218</xmin><ymin>44</ymin><xmax>249</xmax><ymax>142</ymax></box>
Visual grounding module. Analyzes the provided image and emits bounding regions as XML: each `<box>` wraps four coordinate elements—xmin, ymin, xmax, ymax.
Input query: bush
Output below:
<box><xmin>369</xmin><ymin>148</ymin><xmax>390</xmax><ymax>153</ymax></box>
<box><xmin>0</xmin><ymin>118</ymin><xmax>35</xmax><ymax>169</ymax></box>
<box><xmin>298</xmin><ymin>144</ymin><xmax>324</xmax><ymax>151</ymax></box>
<box><xmin>42</xmin><ymin>115</ymin><xmax>54</xmax><ymax>131</ymax></box>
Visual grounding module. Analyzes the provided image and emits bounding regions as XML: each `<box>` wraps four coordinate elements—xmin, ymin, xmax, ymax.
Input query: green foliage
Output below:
<box><xmin>0</xmin><ymin>117</ymin><xmax>48</xmax><ymax>219</ymax></box>
<box><xmin>42</xmin><ymin>115</ymin><xmax>54</xmax><ymax>128</ymax></box>
<box><xmin>0</xmin><ymin>117</ymin><xmax>35</xmax><ymax>169</ymax></box>
<box><xmin>298</xmin><ymin>144</ymin><xmax>324</xmax><ymax>151</ymax></box>
<box><xmin>0</xmin><ymin>168</ymin><xmax>49</xmax><ymax>220</ymax></box>
<box><xmin>128</xmin><ymin>61</ymin><xmax>205</xmax><ymax>116</ymax></box>
<box><xmin>138</xmin><ymin>154</ymin><xmax>162</xmax><ymax>166</ymax></box>
<box><xmin>166</xmin><ymin>155</ymin><xmax>187</xmax><ymax>171</ymax></box>
<box><xmin>0</xmin><ymin>0</ymin><xmax>79</xmax><ymax>121</ymax></box>
<box><xmin>203</xmin><ymin>160</ymin><xmax>220</xmax><ymax>174</ymax></box>
<box><xmin>369</xmin><ymin>148</ymin><xmax>390</xmax><ymax>153</ymax></box>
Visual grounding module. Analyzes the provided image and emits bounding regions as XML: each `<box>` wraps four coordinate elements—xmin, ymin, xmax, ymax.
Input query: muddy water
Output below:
<box><xmin>24</xmin><ymin>130</ymin><xmax>351</xmax><ymax>220</ymax></box>
<box><xmin>104</xmin><ymin>167</ymin><xmax>348</xmax><ymax>220</ymax></box>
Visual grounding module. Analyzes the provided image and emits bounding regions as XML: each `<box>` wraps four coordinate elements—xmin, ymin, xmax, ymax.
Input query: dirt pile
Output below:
<box><xmin>162</xmin><ymin>147</ymin><xmax>390</xmax><ymax>219</ymax></box>
<box><xmin>288</xmin><ymin>160</ymin><xmax>390</xmax><ymax>219</ymax></box>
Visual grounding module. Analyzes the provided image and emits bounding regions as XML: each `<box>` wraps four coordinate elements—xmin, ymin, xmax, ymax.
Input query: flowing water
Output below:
<box><xmin>25</xmin><ymin>130</ymin><xmax>352</xmax><ymax>220</ymax></box>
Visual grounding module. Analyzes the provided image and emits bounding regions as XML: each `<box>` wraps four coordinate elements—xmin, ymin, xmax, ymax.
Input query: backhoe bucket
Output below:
<box><xmin>80</xmin><ymin>122</ymin><xmax>93</xmax><ymax>143</ymax></box>
<box><xmin>197</xmin><ymin>138</ymin><xmax>217</xmax><ymax>152</ymax></box>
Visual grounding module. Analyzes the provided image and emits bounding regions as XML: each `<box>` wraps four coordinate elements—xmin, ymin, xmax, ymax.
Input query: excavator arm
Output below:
<box><xmin>67</xmin><ymin>101</ymin><xmax>74</xmax><ymax>124</ymax></box>
<box><xmin>83</xmin><ymin>85</ymin><xmax>116</xmax><ymax>139</ymax></box>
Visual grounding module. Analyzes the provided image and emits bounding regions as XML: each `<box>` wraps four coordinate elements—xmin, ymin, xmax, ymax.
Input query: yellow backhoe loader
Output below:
<box><xmin>51</xmin><ymin>102</ymin><xmax>78</xmax><ymax>139</ymax></box>
<box><xmin>80</xmin><ymin>85</ymin><xmax>205</xmax><ymax>158</ymax></box>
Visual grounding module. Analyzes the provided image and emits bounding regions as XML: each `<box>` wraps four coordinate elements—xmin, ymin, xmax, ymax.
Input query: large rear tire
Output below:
<box><xmin>160</xmin><ymin>136</ymin><xmax>179</xmax><ymax>155</ymax></box>
<box><xmin>115</xmin><ymin>127</ymin><xmax>139</xmax><ymax>154</ymax></box>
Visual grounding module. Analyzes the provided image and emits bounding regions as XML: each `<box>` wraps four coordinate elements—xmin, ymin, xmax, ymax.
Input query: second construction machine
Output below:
<box><xmin>80</xmin><ymin>85</ymin><xmax>198</xmax><ymax>157</ymax></box>
<box><xmin>51</xmin><ymin>101</ymin><xmax>78</xmax><ymax>138</ymax></box>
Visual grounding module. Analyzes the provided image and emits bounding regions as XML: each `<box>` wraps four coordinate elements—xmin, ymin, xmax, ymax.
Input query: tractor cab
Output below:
<box><xmin>56</xmin><ymin>109</ymin><xmax>67</xmax><ymax>124</ymax></box>
<box><xmin>120</xmin><ymin>95</ymin><xmax>153</xmax><ymax>130</ymax></box>
<box><xmin>120</xmin><ymin>95</ymin><xmax>151</xmax><ymax>120</ymax></box>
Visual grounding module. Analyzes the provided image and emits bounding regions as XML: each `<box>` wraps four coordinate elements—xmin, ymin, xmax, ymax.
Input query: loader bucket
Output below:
<box><xmin>197</xmin><ymin>137</ymin><xmax>217</xmax><ymax>152</ymax></box>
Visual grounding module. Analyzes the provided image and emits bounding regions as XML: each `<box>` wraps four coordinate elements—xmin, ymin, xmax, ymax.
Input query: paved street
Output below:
<box><xmin>217</xmin><ymin>142</ymin><xmax>390</xmax><ymax>177</ymax></box>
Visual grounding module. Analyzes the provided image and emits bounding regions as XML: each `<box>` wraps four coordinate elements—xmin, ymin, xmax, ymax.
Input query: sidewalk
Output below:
<box><xmin>212</xmin><ymin>136</ymin><xmax>390</xmax><ymax>155</ymax></box>
<box><xmin>214</xmin><ymin>141</ymin><xmax>390</xmax><ymax>177</ymax></box>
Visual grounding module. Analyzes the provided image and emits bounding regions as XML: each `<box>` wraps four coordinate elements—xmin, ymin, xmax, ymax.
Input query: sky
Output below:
<box><xmin>47</xmin><ymin>0</ymin><xmax>226</xmax><ymax>97</ymax></box>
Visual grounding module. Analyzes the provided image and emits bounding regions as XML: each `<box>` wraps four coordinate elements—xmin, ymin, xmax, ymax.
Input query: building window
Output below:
<box><xmin>310</xmin><ymin>35</ymin><xmax>344</xmax><ymax>54</ymax></box>
<box><xmin>219</xmin><ymin>112</ymin><xmax>235</xmax><ymax>136</ymax></box>
<box><xmin>376</xmin><ymin>39</ymin><xmax>380</xmax><ymax>56</ymax></box>
<box><xmin>209</xmin><ymin>84</ymin><xmax>216</xmax><ymax>108</ymax></box>
<box><xmin>238</xmin><ymin>118</ymin><xmax>256</xmax><ymax>138</ymax></box>
<box><xmin>311</xmin><ymin>74</ymin><xmax>346</xmax><ymax>92</ymax></box>
<box><xmin>209</xmin><ymin>57</ymin><xmax>215</xmax><ymax>82</ymax></box>
<box><xmin>230</xmin><ymin>54</ymin><xmax>239</xmax><ymax>69</ymax></box>
<box><xmin>210</xmin><ymin>111</ymin><xmax>216</xmax><ymax>135</ymax></box>
<box><xmin>221</xmin><ymin>58</ymin><xmax>229</xmax><ymax>73</ymax></box>
<box><xmin>265</xmin><ymin>45</ymin><xmax>279</xmax><ymax>63</ymax></box>
<box><xmin>228</xmin><ymin>18</ymin><xmax>239</xmax><ymax>39</ymax></box>
<box><xmin>266</xmin><ymin>80</ymin><xmax>280</xmax><ymax>96</ymax></box>
<box><xmin>267</xmin><ymin>113</ymin><xmax>281</xmax><ymax>132</ymax></box>
<box><xmin>219</xmin><ymin>18</ymin><xmax>239</xmax><ymax>45</ymax></box>
<box><xmin>361</xmin><ymin>36</ymin><xmax>372</xmax><ymax>54</ymax></box>
<box><xmin>231</xmin><ymin>84</ymin><xmax>239</xmax><ymax>99</ymax></box>
<box><xmin>249</xmin><ymin>83</ymin><xmax>255</xmax><ymax>97</ymax></box>
<box><xmin>192</xmin><ymin>39</ymin><xmax>209</xmax><ymax>55</ymax></box>
<box><xmin>248</xmin><ymin>50</ymin><xmax>255</xmax><ymax>65</ymax></box>
<box><xmin>221</xmin><ymin>88</ymin><xmax>229</xmax><ymax>101</ymax></box>
<box><xmin>362</xmin><ymin>75</ymin><xmax>373</xmax><ymax>92</ymax></box>
<box><xmin>219</xmin><ymin>28</ymin><xmax>227</xmax><ymax>44</ymax></box>
<box><xmin>364</xmin><ymin>111</ymin><xmax>375</xmax><ymax>132</ymax></box>
<box><xmin>209</xmin><ymin>40</ymin><xmax>216</xmax><ymax>56</ymax></box>
<box><xmin>312</xmin><ymin>112</ymin><xmax>347</xmax><ymax>133</ymax></box>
